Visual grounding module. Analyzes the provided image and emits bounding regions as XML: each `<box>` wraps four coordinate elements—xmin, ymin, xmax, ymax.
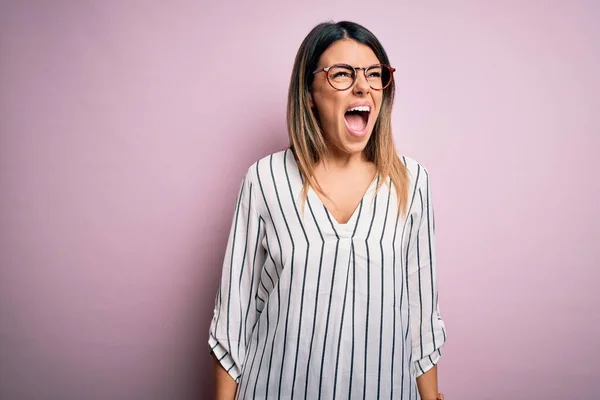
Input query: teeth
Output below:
<box><xmin>347</xmin><ymin>105</ymin><xmax>370</xmax><ymax>113</ymax></box>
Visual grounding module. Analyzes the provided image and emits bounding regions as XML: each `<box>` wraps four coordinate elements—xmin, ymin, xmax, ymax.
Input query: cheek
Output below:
<box><xmin>314</xmin><ymin>97</ymin><xmax>342</xmax><ymax>126</ymax></box>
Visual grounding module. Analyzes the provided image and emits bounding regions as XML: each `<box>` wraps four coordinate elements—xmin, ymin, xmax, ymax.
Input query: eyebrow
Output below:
<box><xmin>321</xmin><ymin>62</ymin><xmax>382</xmax><ymax>68</ymax></box>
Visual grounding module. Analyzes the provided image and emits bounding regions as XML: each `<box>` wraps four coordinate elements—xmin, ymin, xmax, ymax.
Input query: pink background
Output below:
<box><xmin>1</xmin><ymin>1</ymin><xmax>599</xmax><ymax>399</ymax></box>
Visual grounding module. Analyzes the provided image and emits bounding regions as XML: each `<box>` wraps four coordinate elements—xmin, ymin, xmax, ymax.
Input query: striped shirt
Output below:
<box><xmin>209</xmin><ymin>149</ymin><xmax>447</xmax><ymax>399</ymax></box>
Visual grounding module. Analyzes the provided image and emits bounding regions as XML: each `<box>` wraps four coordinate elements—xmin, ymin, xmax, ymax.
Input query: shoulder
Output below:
<box><xmin>238</xmin><ymin>149</ymin><xmax>294</xmax><ymax>216</ymax></box>
<box><xmin>242</xmin><ymin>149</ymin><xmax>291</xmax><ymax>184</ymax></box>
<box><xmin>399</xmin><ymin>155</ymin><xmax>431</xmax><ymax>188</ymax></box>
<box><xmin>238</xmin><ymin>149</ymin><xmax>293</xmax><ymax>206</ymax></box>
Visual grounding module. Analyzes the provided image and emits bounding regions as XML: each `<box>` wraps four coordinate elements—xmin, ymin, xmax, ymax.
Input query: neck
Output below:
<box><xmin>320</xmin><ymin>149</ymin><xmax>371</xmax><ymax>171</ymax></box>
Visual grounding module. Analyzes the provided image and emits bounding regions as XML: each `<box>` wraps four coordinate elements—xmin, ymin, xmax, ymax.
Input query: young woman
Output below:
<box><xmin>209</xmin><ymin>21</ymin><xmax>447</xmax><ymax>400</ymax></box>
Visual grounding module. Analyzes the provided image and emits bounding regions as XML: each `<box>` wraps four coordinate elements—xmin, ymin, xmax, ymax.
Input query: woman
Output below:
<box><xmin>209</xmin><ymin>21</ymin><xmax>447</xmax><ymax>400</ymax></box>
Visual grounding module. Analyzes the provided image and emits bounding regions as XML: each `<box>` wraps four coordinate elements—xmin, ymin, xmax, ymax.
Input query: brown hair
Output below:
<box><xmin>287</xmin><ymin>21</ymin><xmax>409</xmax><ymax>214</ymax></box>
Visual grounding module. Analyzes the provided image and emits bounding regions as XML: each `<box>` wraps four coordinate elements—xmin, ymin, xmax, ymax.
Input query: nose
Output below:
<box><xmin>352</xmin><ymin>68</ymin><xmax>370</xmax><ymax>95</ymax></box>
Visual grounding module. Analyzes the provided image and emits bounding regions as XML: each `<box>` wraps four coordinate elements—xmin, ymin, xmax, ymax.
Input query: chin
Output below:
<box><xmin>342</xmin><ymin>132</ymin><xmax>372</xmax><ymax>155</ymax></box>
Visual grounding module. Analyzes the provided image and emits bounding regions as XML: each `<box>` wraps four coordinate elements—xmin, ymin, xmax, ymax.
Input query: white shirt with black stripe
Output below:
<box><xmin>209</xmin><ymin>149</ymin><xmax>447</xmax><ymax>399</ymax></box>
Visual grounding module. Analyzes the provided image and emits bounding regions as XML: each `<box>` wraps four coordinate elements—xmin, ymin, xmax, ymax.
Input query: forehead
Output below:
<box><xmin>318</xmin><ymin>39</ymin><xmax>380</xmax><ymax>67</ymax></box>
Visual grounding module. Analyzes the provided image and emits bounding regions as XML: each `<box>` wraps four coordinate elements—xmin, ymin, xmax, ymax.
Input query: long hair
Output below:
<box><xmin>287</xmin><ymin>20</ymin><xmax>409</xmax><ymax>214</ymax></box>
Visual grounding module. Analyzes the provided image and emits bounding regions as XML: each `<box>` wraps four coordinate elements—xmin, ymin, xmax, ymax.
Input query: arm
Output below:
<box><xmin>213</xmin><ymin>353</ymin><xmax>238</xmax><ymax>400</ymax></box>
<box><xmin>407</xmin><ymin>167</ymin><xmax>447</xmax><ymax>400</ymax></box>
<box><xmin>208</xmin><ymin>172</ymin><xmax>266</xmax><ymax>399</ymax></box>
<box><xmin>416</xmin><ymin>364</ymin><xmax>439</xmax><ymax>399</ymax></box>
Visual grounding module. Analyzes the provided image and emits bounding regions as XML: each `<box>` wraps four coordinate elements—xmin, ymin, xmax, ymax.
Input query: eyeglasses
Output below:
<box><xmin>313</xmin><ymin>63</ymin><xmax>396</xmax><ymax>91</ymax></box>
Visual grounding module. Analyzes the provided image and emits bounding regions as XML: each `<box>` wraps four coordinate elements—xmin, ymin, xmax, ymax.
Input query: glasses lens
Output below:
<box><xmin>327</xmin><ymin>65</ymin><xmax>355</xmax><ymax>90</ymax></box>
<box><xmin>366</xmin><ymin>65</ymin><xmax>391</xmax><ymax>90</ymax></box>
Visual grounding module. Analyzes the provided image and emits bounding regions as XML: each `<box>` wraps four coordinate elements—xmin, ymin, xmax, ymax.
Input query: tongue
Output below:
<box><xmin>345</xmin><ymin>113</ymin><xmax>366</xmax><ymax>131</ymax></box>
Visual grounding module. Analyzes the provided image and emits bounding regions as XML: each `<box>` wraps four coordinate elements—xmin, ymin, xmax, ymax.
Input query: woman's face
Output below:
<box><xmin>310</xmin><ymin>39</ymin><xmax>384</xmax><ymax>158</ymax></box>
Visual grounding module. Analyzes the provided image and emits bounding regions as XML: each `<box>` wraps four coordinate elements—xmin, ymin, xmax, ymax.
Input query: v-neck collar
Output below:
<box><xmin>285</xmin><ymin>150</ymin><xmax>379</xmax><ymax>235</ymax></box>
<box><xmin>307</xmin><ymin>175</ymin><xmax>378</xmax><ymax>230</ymax></box>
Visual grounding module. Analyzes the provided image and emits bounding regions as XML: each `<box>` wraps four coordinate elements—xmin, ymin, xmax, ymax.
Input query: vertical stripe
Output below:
<box><xmin>269</xmin><ymin>268</ymin><xmax>283</xmax><ymax>395</ymax></box>
<box><xmin>390</xmin><ymin>184</ymin><xmax>401</xmax><ymax>400</ymax></box>
<box><xmin>255</xmin><ymin>160</ymin><xmax>284</xmax><ymax>395</ymax></box>
<box><xmin>283</xmin><ymin>150</ymin><xmax>311</xmax><ymax>399</ymax></box>
<box><xmin>242</xmin><ymin>215</ymin><xmax>262</xmax><ymax>350</ymax></box>
<box><xmin>214</xmin><ymin>180</ymin><xmax>244</xmax><ymax>334</ymax></box>
<box><xmin>349</xmin><ymin>242</ymin><xmax>356</xmax><ymax>400</ymax></box>
<box><xmin>271</xmin><ymin>153</ymin><xmax>297</xmax><ymax>399</ymax></box>
<box><xmin>363</xmin><ymin>178</ymin><xmax>379</xmax><ymax>400</ymax></box>
<box><xmin>261</xmin><ymin>262</ymin><xmax>276</xmax><ymax>291</ymax></box>
<box><xmin>239</xmin><ymin>316</ymin><xmax>261</xmax><ymax>398</ymax></box>
<box><xmin>260</xmin><ymin>229</ymin><xmax>278</xmax><ymax>294</ymax></box>
<box><xmin>213</xmin><ymin>180</ymin><xmax>245</xmax><ymax>343</ymax></box>
<box><xmin>255</xmin><ymin>236</ymin><xmax>282</xmax><ymax>397</ymax></box>
<box><xmin>417</xmin><ymin>189</ymin><xmax>425</xmax><ymax>359</ymax></box>
<box><xmin>347</xmin><ymin>200</ymin><xmax>363</xmax><ymax>399</ymax></box>
<box><xmin>252</xmin><ymin>274</ymin><xmax>270</xmax><ymax>399</ymax></box>
<box><xmin>377</xmin><ymin>181</ymin><xmax>392</xmax><ymax>399</ymax></box>
<box><xmin>424</xmin><ymin>174</ymin><xmax>438</xmax><ymax>351</ymax></box>
<box><xmin>405</xmin><ymin>215</ymin><xmax>415</xmax><ymax>400</ymax></box>
<box><xmin>304</xmin><ymin>197</ymin><xmax>325</xmax><ymax>397</ymax></box>
<box><xmin>225</xmin><ymin>179</ymin><xmax>247</xmax><ymax>365</ymax></box>
<box><xmin>318</xmin><ymin>208</ymin><xmax>341</xmax><ymax>398</ymax></box>
<box><xmin>332</xmin><ymin>242</ymin><xmax>352</xmax><ymax>399</ymax></box>
<box><xmin>399</xmin><ymin>157</ymin><xmax>421</xmax><ymax>398</ymax></box>
<box><xmin>237</xmin><ymin>183</ymin><xmax>254</xmax><ymax>362</ymax></box>
<box><xmin>407</xmin><ymin>177</ymin><xmax>422</xmax><ymax>400</ymax></box>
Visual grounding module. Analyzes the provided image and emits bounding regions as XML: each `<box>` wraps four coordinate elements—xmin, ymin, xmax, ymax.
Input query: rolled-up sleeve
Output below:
<box><xmin>208</xmin><ymin>173</ymin><xmax>266</xmax><ymax>382</ymax></box>
<box><xmin>407</xmin><ymin>169</ymin><xmax>447</xmax><ymax>377</ymax></box>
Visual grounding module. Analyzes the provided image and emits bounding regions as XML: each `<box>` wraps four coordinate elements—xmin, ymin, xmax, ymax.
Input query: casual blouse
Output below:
<box><xmin>209</xmin><ymin>149</ymin><xmax>447</xmax><ymax>399</ymax></box>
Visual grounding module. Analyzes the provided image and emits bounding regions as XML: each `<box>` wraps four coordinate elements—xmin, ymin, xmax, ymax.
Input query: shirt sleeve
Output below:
<box><xmin>407</xmin><ymin>168</ymin><xmax>447</xmax><ymax>377</ymax></box>
<box><xmin>208</xmin><ymin>173</ymin><xmax>266</xmax><ymax>382</ymax></box>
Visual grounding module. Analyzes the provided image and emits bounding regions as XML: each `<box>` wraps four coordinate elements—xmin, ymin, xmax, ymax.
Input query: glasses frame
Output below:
<box><xmin>313</xmin><ymin>63</ymin><xmax>396</xmax><ymax>91</ymax></box>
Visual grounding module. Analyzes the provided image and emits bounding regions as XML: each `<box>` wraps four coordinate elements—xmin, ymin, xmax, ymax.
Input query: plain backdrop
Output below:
<box><xmin>1</xmin><ymin>1</ymin><xmax>599</xmax><ymax>399</ymax></box>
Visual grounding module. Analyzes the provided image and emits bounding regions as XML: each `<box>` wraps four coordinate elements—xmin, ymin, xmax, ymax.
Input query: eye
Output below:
<box><xmin>332</xmin><ymin>71</ymin><xmax>352</xmax><ymax>78</ymax></box>
<box><xmin>366</xmin><ymin>66</ymin><xmax>383</xmax><ymax>79</ymax></box>
<box><xmin>328</xmin><ymin>65</ymin><xmax>355</xmax><ymax>81</ymax></box>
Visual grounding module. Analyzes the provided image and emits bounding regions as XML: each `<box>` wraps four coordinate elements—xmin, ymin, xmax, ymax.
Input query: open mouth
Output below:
<box><xmin>344</xmin><ymin>105</ymin><xmax>370</xmax><ymax>134</ymax></box>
